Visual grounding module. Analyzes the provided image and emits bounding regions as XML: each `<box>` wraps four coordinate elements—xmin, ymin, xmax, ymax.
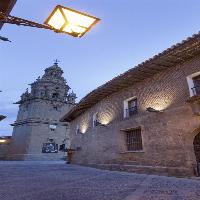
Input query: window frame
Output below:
<box><xmin>123</xmin><ymin>127</ymin><xmax>143</xmax><ymax>152</ymax></box>
<box><xmin>187</xmin><ymin>71</ymin><xmax>200</xmax><ymax>97</ymax></box>
<box><xmin>76</xmin><ymin>125</ymin><xmax>81</xmax><ymax>134</ymax></box>
<box><xmin>93</xmin><ymin>112</ymin><xmax>100</xmax><ymax>127</ymax></box>
<box><xmin>123</xmin><ymin>97</ymin><xmax>138</xmax><ymax>118</ymax></box>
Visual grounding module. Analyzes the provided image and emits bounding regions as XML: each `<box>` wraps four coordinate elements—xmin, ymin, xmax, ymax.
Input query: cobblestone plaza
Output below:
<box><xmin>0</xmin><ymin>161</ymin><xmax>200</xmax><ymax>200</ymax></box>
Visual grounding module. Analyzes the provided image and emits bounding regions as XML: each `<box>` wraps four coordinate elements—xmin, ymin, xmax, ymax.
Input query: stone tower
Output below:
<box><xmin>9</xmin><ymin>62</ymin><xmax>76</xmax><ymax>160</ymax></box>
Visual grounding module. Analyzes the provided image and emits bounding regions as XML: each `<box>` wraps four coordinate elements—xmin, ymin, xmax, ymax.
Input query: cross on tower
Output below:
<box><xmin>54</xmin><ymin>59</ymin><xmax>60</xmax><ymax>65</ymax></box>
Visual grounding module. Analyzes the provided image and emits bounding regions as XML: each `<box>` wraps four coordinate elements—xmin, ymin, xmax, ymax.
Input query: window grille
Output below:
<box><xmin>126</xmin><ymin>128</ymin><xmax>142</xmax><ymax>151</ymax></box>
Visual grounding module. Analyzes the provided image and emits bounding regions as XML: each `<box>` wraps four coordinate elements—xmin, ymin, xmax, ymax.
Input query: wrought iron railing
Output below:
<box><xmin>191</xmin><ymin>86</ymin><xmax>200</xmax><ymax>96</ymax></box>
<box><xmin>125</xmin><ymin>106</ymin><xmax>138</xmax><ymax>118</ymax></box>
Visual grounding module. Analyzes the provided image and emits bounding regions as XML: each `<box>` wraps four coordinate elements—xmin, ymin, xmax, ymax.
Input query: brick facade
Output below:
<box><xmin>68</xmin><ymin>56</ymin><xmax>200</xmax><ymax>177</ymax></box>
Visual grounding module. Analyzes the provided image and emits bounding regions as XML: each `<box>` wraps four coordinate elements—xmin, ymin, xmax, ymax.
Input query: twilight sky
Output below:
<box><xmin>0</xmin><ymin>0</ymin><xmax>200</xmax><ymax>136</ymax></box>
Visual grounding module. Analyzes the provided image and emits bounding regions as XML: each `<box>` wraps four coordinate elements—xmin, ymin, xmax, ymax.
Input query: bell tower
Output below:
<box><xmin>9</xmin><ymin>62</ymin><xmax>76</xmax><ymax>160</ymax></box>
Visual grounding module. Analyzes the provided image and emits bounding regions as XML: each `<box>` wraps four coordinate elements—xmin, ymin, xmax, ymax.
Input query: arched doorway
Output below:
<box><xmin>193</xmin><ymin>133</ymin><xmax>200</xmax><ymax>175</ymax></box>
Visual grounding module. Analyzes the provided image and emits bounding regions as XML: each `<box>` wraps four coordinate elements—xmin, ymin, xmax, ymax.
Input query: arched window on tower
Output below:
<box><xmin>52</xmin><ymin>93</ymin><xmax>59</xmax><ymax>99</ymax></box>
<box><xmin>40</xmin><ymin>91</ymin><xmax>45</xmax><ymax>97</ymax></box>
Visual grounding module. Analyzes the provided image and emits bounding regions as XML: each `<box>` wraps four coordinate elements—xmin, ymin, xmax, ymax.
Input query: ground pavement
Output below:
<box><xmin>0</xmin><ymin>161</ymin><xmax>200</xmax><ymax>200</ymax></box>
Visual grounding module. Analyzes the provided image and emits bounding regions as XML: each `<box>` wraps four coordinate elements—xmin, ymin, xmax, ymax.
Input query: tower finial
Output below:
<box><xmin>54</xmin><ymin>59</ymin><xmax>60</xmax><ymax>66</ymax></box>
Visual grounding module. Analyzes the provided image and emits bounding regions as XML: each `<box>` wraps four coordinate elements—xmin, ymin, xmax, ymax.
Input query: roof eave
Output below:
<box><xmin>0</xmin><ymin>0</ymin><xmax>17</xmax><ymax>29</ymax></box>
<box><xmin>62</xmin><ymin>31</ymin><xmax>200</xmax><ymax>122</ymax></box>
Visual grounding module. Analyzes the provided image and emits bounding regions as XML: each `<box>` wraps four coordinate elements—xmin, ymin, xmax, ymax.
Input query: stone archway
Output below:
<box><xmin>193</xmin><ymin>132</ymin><xmax>200</xmax><ymax>175</ymax></box>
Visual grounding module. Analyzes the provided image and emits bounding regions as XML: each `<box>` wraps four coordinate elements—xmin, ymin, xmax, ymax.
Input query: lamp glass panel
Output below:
<box><xmin>62</xmin><ymin>25</ymin><xmax>73</xmax><ymax>33</ymax></box>
<box><xmin>62</xmin><ymin>8</ymin><xmax>96</xmax><ymax>29</ymax></box>
<box><xmin>63</xmin><ymin>24</ymin><xmax>86</xmax><ymax>34</ymax></box>
<box><xmin>47</xmin><ymin>8</ymin><xmax>65</xmax><ymax>29</ymax></box>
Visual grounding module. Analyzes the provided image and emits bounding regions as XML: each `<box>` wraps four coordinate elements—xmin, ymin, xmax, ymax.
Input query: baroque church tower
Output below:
<box><xmin>9</xmin><ymin>62</ymin><xmax>76</xmax><ymax>160</ymax></box>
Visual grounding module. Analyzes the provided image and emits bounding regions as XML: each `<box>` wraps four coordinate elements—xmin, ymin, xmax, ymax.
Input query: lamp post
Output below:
<box><xmin>0</xmin><ymin>4</ymin><xmax>100</xmax><ymax>39</ymax></box>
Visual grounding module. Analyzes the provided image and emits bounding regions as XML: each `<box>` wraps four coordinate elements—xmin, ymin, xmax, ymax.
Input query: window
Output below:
<box><xmin>192</xmin><ymin>75</ymin><xmax>200</xmax><ymax>96</ymax></box>
<box><xmin>53</xmin><ymin>106</ymin><xmax>58</xmax><ymax>111</ymax></box>
<box><xmin>76</xmin><ymin>125</ymin><xmax>81</xmax><ymax>134</ymax></box>
<box><xmin>124</xmin><ymin>97</ymin><xmax>138</xmax><ymax>118</ymax></box>
<box><xmin>125</xmin><ymin>128</ymin><xmax>142</xmax><ymax>151</ymax></box>
<box><xmin>52</xmin><ymin>93</ymin><xmax>59</xmax><ymax>99</ymax></box>
<box><xmin>93</xmin><ymin>112</ymin><xmax>100</xmax><ymax>127</ymax></box>
<box><xmin>187</xmin><ymin>72</ymin><xmax>200</xmax><ymax>97</ymax></box>
<box><xmin>40</xmin><ymin>91</ymin><xmax>45</xmax><ymax>97</ymax></box>
<box><xmin>59</xmin><ymin>144</ymin><xmax>66</xmax><ymax>152</ymax></box>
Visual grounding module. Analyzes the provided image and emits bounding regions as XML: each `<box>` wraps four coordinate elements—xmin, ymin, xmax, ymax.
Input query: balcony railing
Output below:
<box><xmin>125</xmin><ymin>106</ymin><xmax>138</xmax><ymax>118</ymax></box>
<box><xmin>191</xmin><ymin>86</ymin><xmax>200</xmax><ymax>96</ymax></box>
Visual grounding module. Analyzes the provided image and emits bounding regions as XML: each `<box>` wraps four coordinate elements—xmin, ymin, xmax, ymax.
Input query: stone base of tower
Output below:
<box><xmin>7</xmin><ymin>153</ymin><xmax>67</xmax><ymax>161</ymax></box>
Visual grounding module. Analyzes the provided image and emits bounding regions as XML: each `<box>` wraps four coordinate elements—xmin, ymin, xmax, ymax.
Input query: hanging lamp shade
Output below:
<box><xmin>44</xmin><ymin>5</ymin><xmax>100</xmax><ymax>37</ymax></box>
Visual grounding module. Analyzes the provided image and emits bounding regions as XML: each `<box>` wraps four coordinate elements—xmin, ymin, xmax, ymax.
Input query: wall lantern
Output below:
<box><xmin>0</xmin><ymin>139</ymin><xmax>6</xmax><ymax>143</ymax></box>
<box><xmin>146</xmin><ymin>107</ymin><xmax>163</xmax><ymax>113</ymax></box>
<box><xmin>44</xmin><ymin>5</ymin><xmax>100</xmax><ymax>37</ymax></box>
<box><xmin>49</xmin><ymin>124</ymin><xmax>57</xmax><ymax>131</ymax></box>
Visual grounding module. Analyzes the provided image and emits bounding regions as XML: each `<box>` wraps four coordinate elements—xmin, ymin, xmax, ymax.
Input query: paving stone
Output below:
<box><xmin>0</xmin><ymin>161</ymin><xmax>200</xmax><ymax>200</ymax></box>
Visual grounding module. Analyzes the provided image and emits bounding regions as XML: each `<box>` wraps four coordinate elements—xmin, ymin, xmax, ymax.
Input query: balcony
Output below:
<box><xmin>125</xmin><ymin>106</ymin><xmax>138</xmax><ymax>118</ymax></box>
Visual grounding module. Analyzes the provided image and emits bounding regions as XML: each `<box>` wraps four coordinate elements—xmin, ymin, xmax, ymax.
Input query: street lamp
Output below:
<box><xmin>0</xmin><ymin>5</ymin><xmax>100</xmax><ymax>39</ymax></box>
<box><xmin>45</xmin><ymin>5</ymin><xmax>100</xmax><ymax>38</ymax></box>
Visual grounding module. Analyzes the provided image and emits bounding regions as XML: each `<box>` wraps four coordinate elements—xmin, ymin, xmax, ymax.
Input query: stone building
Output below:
<box><xmin>0</xmin><ymin>136</ymin><xmax>11</xmax><ymax>160</ymax></box>
<box><xmin>9</xmin><ymin>62</ymin><xmax>76</xmax><ymax>160</ymax></box>
<box><xmin>61</xmin><ymin>32</ymin><xmax>200</xmax><ymax>177</ymax></box>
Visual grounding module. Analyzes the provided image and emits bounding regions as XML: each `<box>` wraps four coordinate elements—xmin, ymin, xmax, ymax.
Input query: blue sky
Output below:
<box><xmin>0</xmin><ymin>0</ymin><xmax>200</xmax><ymax>136</ymax></box>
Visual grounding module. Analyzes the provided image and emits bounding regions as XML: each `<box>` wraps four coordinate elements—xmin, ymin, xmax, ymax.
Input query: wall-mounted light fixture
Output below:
<box><xmin>0</xmin><ymin>139</ymin><xmax>6</xmax><ymax>143</ymax></box>
<box><xmin>146</xmin><ymin>107</ymin><xmax>163</xmax><ymax>113</ymax></box>
<box><xmin>0</xmin><ymin>36</ymin><xmax>11</xmax><ymax>42</ymax></box>
<box><xmin>94</xmin><ymin>119</ymin><xmax>108</xmax><ymax>127</ymax></box>
<box><xmin>49</xmin><ymin>124</ymin><xmax>57</xmax><ymax>131</ymax></box>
